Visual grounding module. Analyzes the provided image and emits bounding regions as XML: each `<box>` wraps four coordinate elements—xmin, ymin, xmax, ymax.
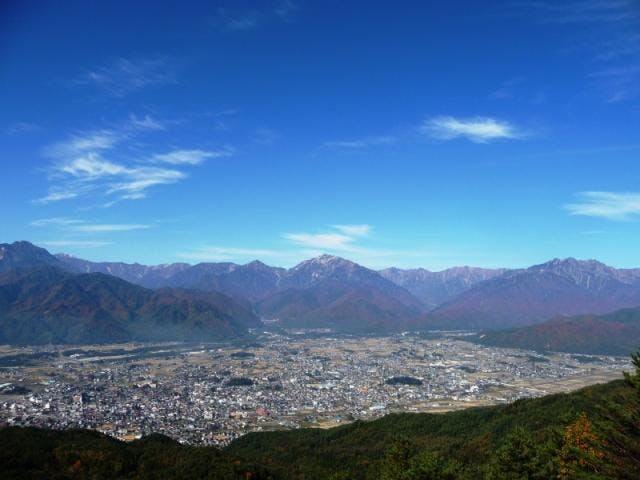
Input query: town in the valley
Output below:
<box><xmin>0</xmin><ymin>332</ymin><xmax>629</xmax><ymax>446</ymax></box>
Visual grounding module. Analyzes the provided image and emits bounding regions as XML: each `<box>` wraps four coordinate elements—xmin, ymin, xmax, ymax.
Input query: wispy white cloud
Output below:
<box><xmin>594</xmin><ymin>32</ymin><xmax>640</xmax><ymax>61</ymax></box>
<box><xmin>30</xmin><ymin>217</ymin><xmax>152</xmax><ymax>233</ymax></box>
<box><xmin>565</xmin><ymin>191</ymin><xmax>640</xmax><ymax>220</ymax></box>
<box><xmin>178</xmin><ymin>224</ymin><xmax>442</xmax><ymax>268</ymax></box>
<box><xmin>46</xmin><ymin>130</ymin><xmax>120</xmax><ymax>158</ymax></box>
<box><xmin>4</xmin><ymin>121</ymin><xmax>40</xmax><ymax>135</ymax></box>
<box><xmin>590</xmin><ymin>65</ymin><xmax>640</xmax><ymax>103</ymax></box>
<box><xmin>273</xmin><ymin>0</ymin><xmax>298</xmax><ymax>21</ymax></box>
<box><xmin>177</xmin><ymin>246</ymin><xmax>281</xmax><ymax>262</ymax></box>
<box><xmin>213</xmin><ymin>0</ymin><xmax>298</xmax><ymax>31</ymax></box>
<box><xmin>36</xmin><ymin>117</ymin><xmax>224</xmax><ymax>204</ymax></box>
<box><xmin>284</xmin><ymin>232</ymin><xmax>356</xmax><ymax>250</ymax></box>
<box><xmin>38</xmin><ymin>151</ymin><xmax>186</xmax><ymax>204</ymax></box>
<box><xmin>254</xmin><ymin>127</ymin><xmax>279</xmax><ymax>145</ymax></box>
<box><xmin>30</xmin><ymin>219</ymin><xmax>150</xmax><ymax>248</ymax></box>
<box><xmin>331</xmin><ymin>224</ymin><xmax>371</xmax><ymax>237</ymax></box>
<box><xmin>37</xmin><ymin>240</ymin><xmax>113</xmax><ymax>248</ymax></box>
<box><xmin>151</xmin><ymin>148</ymin><xmax>233</xmax><ymax>165</ymax></box>
<box><xmin>106</xmin><ymin>167</ymin><xmax>186</xmax><ymax>199</ymax></box>
<box><xmin>488</xmin><ymin>76</ymin><xmax>525</xmax><ymax>100</ymax></box>
<box><xmin>70</xmin><ymin>223</ymin><xmax>152</xmax><ymax>233</ymax></box>
<box><xmin>45</xmin><ymin>115</ymin><xmax>165</xmax><ymax>160</ymax></box>
<box><xmin>513</xmin><ymin>1</ymin><xmax>640</xmax><ymax>102</ymax></box>
<box><xmin>219</xmin><ymin>12</ymin><xmax>261</xmax><ymax>31</ymax></box>
<box><xmin>33</xmin><ymin>190</ymin><xmax>80</xmax><ymax>205</ymax></box>
<box><xmin>520</xmin><ymin>0</ymin><xmax>638</xmax><ymax>24</ymax></box>
<box><xmin>127</xmin><ymin>114</ymin><xmax>166</xmax><ymax>131</ymax></box>
<box><xmin>30</xmin><ymin>217</ymin><xmax>84</xmax><ymax>227</ymax></box>
<box><xmin>73</xmin><ymin>56</ymin><xmax>177</xmax><ymax>97</ymax></box>
<box><xmin>323</xmin><ymin>136</ymin><xmax>395</xmax><ymax>149</ymax></box>
<box><xmin>59</xmin><ymin>153</ymin><xmax>128</xmax><ymax>178</ymax></box>
<box><xmin>284</xmin><ymin>224</ymin><xmax>372</xmax><ymax>251</ymax></box>
<box><xmin>422</xmin><ymin>116</ymin><xmax>523</xmax><ymax>143</ymax></box>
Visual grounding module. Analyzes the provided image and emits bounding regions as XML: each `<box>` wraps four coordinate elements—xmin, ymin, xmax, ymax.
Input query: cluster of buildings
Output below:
<box><xmin>0</xmin><ymin>334</ymin><xmax>629</xmax><ymax>446</ymax></box>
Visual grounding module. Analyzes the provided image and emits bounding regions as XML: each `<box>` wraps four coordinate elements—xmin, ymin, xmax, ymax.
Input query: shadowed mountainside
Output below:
<box><xmin>0</xmin><ymin>266</ymin><xmax>258</xmax><ymax>344</ymax></box>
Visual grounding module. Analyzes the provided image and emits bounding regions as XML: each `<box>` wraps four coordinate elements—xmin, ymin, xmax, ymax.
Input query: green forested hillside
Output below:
<box><xmin>0</xmin><ymin>428</ymin><xmax>272</xmax><ymax>480</ymax></box>
<box><xmin>2</xmin><ymin>354</ymin><xmax>640</xmax><ymax>479</ymax></box>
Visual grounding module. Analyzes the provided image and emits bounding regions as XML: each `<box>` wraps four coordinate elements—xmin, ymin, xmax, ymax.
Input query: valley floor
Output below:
<box><xmin>0</xmin><ymin>333</ymin><xmax>631</xmax><ymax>446</ymax></box>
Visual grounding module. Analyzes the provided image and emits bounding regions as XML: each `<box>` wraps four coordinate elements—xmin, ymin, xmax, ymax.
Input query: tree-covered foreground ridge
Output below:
<box><xmin>1</xmin><ymin>351</ymin><xmax>639</xmax><ymax>479</ymax></box>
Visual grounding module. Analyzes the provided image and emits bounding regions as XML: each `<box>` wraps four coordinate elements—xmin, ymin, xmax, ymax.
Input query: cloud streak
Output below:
<box><xmin>565</xmin><ymin>191</ymin><xmax>640</xmax><ymax>220</ymax></box>
<box><xmin>589</xmin><ymin>65</ymin><xmax>640</xmax><ymax>103</ymax></box>
<box><xmin>73</xmin><ymin>56</ymin><xmax>177</xmax><ymax>97</ymax></box>
<box><xmin>323</xmin><ymin>136</ymin><xmax>396</xmax><ymax>149</ymax></box>
<box><xmin>331</xmin><ymin>224</ymin><xmax>371</xmax><ymax>237</ymax></box>
<box><xmin>178</xmin><ymin>224</ymin><xmax>441</xmax><ymax>268</ymax></box>
<box><xmin>30</xmin><ymin>217</ymin><xmax>152</xmax><ymax>233</ymax></box>
<box><xmin>37</xmin><ymin>240</ymin><xmax>113</xmax><ymax>248</ymax></box>
<box><xmin>151</xmin><ymin>148</ymin><xmax>233</xmax><ymax>165</ymax></box>
<box><xmin>513</xmin><ymin>1</ymin><xmax>640</xmax><ymax>102</ymax></box>
<box><xmin>213</xmin><ymin>1</ymin><xmax>298</xmax><ymax>32</ymax></box>
<box><xmin>37</xmin><ymin>151</ymin><xmax>187</xmax><ymax>204</ymax></box>
<box><xmin>520</xmin><ymin>0</ymin><xmax>638</xmax><ymax>24</ymax></box>
<box><xmin>70</xmin><ymin>223</ymin><xmax>152</xmax><ymax>233</ymax></box>
<box><xmin>33</xmin><ymin>190</ymin><xmax>80</xmax><ymax>205</ymax></box>
<box><xmin>36</xmin><ymin>118</ymin><xmax>231</xmax><ymax>205</ymax></box>
<box><xmin>30</xmin><ymin>219</ymin><xmax>150</xmax><ymax>250</ymax></box>
<box><xmin>422</xmin><ymin>116</ymin><xmax>523</xmax><ymax>143</ymax></box>
<box><xmin>178</xmin><ymin>246</ymin><xmax>281</xmax><ymax>262</ymax></box>
<box><xmin>30</xmin><ymin>217</ymin><xmax>84</xmax><ymax>227</ymax></box>
<box><xmin>283</xmin><ymin>224</ymin><xmax>372</xmax><ymax>251</ymax></box>
<box><xmin>4</xmin><ymin>122</ymin><xmax>40</xmax><ymax>135</ymax></box>
<box><xmin>284</xmin><ymin>232</ymin><xmax>356</xmax><ymax>250</ymax></box>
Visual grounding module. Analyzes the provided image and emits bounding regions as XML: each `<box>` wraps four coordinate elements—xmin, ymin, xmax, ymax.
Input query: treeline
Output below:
<box><xmin>2</xmin><ymin>352</ymin><xmax>640</xmax><ymax>479</ymax></box>
<box><xmin>0</xmin><ymin>428</ymin><xmax>272</xmax><ymax>480</ymax></box>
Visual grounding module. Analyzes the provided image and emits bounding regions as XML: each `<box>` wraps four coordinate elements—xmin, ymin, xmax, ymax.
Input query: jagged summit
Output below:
<box><xmin>293</xmin><ymin>254</ymin><xmax>352</xmax><ymax>268</ymax></box>
<box><xmin>0</xmin><ymin>241</ymin><xmax>62</xmax><ymax>272</ymax></box>
<box><xmin>531</xmin><ymin>257</ymin><xmax>608</xmax><ymax>271</ymax></box>
<box><xmin>245</xmin><ymin>259</ymin><xmax>272</xmax><ymax>269</ymax></box>
<box><xmin>379</xmin><ymin>265</ymin><xmax>506</xmax><ymax>308</ymax></box>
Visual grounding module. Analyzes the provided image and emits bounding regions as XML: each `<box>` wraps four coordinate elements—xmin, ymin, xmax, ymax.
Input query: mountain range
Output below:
<box><xmin>379</xmin><ymin>266</ymin><xmax>506</xmax><ymax>308</ymax></box>
<box><xmin>255</xmin><ymin>256</ymin><xmax>424</xmax><ymax>332</ymax></box>
<box><xmin>3</xmin><ymin>241</ymin><xmax>640</xmax><ymax>345</ymax></box>
<box><xmin>57</xmin><ymin>251</ymin><xmax>426</xmax><ymax>332</ymax></box>
<box><xmin>421</xmin><ymin>258</ymin><xmax>640</xmax><ymax>330</ymax></box>
<box><xmin>472</xmin><ymin>306</ymin><xmax>640</xmax><ymax>356</ymax></box>
<box><xmin>0</xmin><ymin>242</ymin><xmax>259</xmax><ymax>344</ymax></box>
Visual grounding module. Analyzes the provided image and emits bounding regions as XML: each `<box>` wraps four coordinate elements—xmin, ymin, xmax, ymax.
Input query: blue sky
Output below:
<box><xmin>1</xmin><ymin>0</ymin><xmax>640</xmax><ymax>269</ymax></box>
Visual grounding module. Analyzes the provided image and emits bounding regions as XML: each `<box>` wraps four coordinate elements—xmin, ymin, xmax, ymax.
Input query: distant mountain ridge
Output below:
<box><xmin>256</xmin><ymin>255</ymin><xmax>425</xmax><ymax>332</ymax></box>
<box><xmin>379</xmin><ymin>265</ymin><xmax>506</xmax><ymax>308</ymax></box>
<box><xmin>162</xmin><ymin>260</ymin><xmax>286</xmax><ymax>303</ymax></box>
<box><xmin>5</xmin><ymin>241</ymin><xmax>640</xmax><ymax>338</ymax></box>
<box><xmin>56</xmin><ymin>250</ymin><xmax>427</xmax><ymax>331</ymax></box>
<box><xmin>55</xmin><ymin>254</ymin><xmax>192</xmax><ymax>289</ymax></box>
<box><xmin>472</xmin><ymin>306</ymin><xmax>640</xmax><ymax>356</ymax></box>
<box><xmin>421</xmin><ymin>258</ymin><xmax>640</xmax><ymax>330</ymax></box>
<box><xmin>0</xmin><ymin>265</ymin><xmax>258</xmax><ymax>345</ymax></box>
